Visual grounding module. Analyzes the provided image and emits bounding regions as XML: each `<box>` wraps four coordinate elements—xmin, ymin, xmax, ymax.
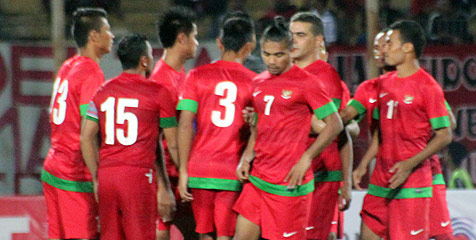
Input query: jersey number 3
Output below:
<box><xmin>211</xmin><ymin>81</ymin><xmax>237</xmax><ymax>127</ymax></box>
<box><xmin>101</xmin><ymin>97</ymin><xmax>139</xmax><ymax>145</ymax></box>
<box><xmin>50</xmin><ymin>78</ymin><xmax>69</xmax><ymax>125</ymax></box>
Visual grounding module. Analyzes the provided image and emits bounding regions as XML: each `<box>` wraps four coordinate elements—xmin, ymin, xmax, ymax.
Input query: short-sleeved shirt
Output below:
<box><xmin>42</xmin><ymin>55</ymin><xmax>104</xmax><ymax>191</ymax></box>
<box><xmin>86</xmin><ymin>72</ymin><xmax>177</xmax><ymax>169</ymax></box>
<box><xmin>369</xmin><ymin>69</ymin><xmax>450</xmax><ymax>199</ymax></box>
<box><xmin>347</xmin><ymin>77</ymin><xmax>380</xmax><ymax>125</ymax></box>
<box><xmin>250</xmin><ymin>65</ymin><xmax>338</xmax><ymax>197</ymax></box>
<box><xmin>149</xmin><ymin>59</ymin><xmax>186</xmax><ymax>177</ymax></box>
<box><xmin>304</xmin><ymin>60</ymin><xmax>349</xmax><ymax>173</ymax></box>
<box><xmin>177</xmin><ymin>61</ymin><xmax>257</xmax><ymax>191</ymax></box>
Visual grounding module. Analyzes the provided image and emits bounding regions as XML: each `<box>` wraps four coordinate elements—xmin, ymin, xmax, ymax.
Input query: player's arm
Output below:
<box><xmin>285</xmin><ymin>111</ymin><xmax>343</xmax><ymax>188</ymax></box>
<box><xmin>353</xmin><ymin>128</ymin><xmax>379</xmax><ymax>190</ymax></box>
<box><xmin>177</xmin><ymin>110</ymin><xmax>195</xmax><ymax>201</ymax></box>
<box><xmin>157</xmin><ymin>126</ymin><xmax>178</xmax><ymax>222</ymax></box>
<box><xmin>237</xmin><ymin>124</ymin><xmax>257</xmax><ymax>182</ymax></box>
<box><xmin>337</xmin><ymin>127</ymin><xmax>353</xmax><ymax>211</ymax></box>
<box><xmin>340</xmin><ymin>105</ymin><xmax>360</xmax><ymax>125</ymax></box>
<box><xmin>80</xmin><ymin>118</ymin><xmax>100</xmax><ymax>202</ymax></box>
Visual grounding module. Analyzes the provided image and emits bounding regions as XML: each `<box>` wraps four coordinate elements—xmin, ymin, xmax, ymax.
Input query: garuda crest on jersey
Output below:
<box><xmin>403</xmin><ymin>94</ymin><xmax>414</xmax><ymax>104</ymax></box>
<box><xmin>281</xmin><ymin>90</ymin><xmax>292</xmax><ymax>99</ymax></box>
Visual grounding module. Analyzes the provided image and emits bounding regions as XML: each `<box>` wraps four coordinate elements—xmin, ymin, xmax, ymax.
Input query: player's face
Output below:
<box><xmin>373</xmin><ymin>31</ymin><xmax>387</xmax><ymax>69</ymax></box>
<box><xmin>185</xmin><ymin>24</ymin><xmax>199</xmax><ymax>59</ymax></box>
<box><xmin>383</xmin><ymin>30</ymin><xmax>405</xmax><ymax>67</ymax></box>
<box><xmin>261</xmin><ymin>40</ymin><xmax>292</xmax><ymax>75</ymax></box>
<box><xmin>98</xmin><ymin>18</ymin><xmax>114</xmax><ymax>54</ymax></box>
<box><xmin>290</xmin><ymin>21</ymin><xmax>319</xmax><ymax>60</ymax></box>
<box><xmin>144</xmin><ymin>41</ymin><xmax>153</xmax><ymax>77</ymax></box>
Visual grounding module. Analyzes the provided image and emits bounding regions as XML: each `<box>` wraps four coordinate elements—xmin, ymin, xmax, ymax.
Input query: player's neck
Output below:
<box><xmin>221</xmin><ymin>51</ymin><xmax>245</xmax><ymax>64</ymax></box>
<box><xmin>396</xmin><ymin>58</ymin><xmax>420</xmax><ymax>78</ymax></box>
<box><xmin>162</xmin><ymin>48</ymin><xmax>186</xmax><ymax>72</ymax></box>
<box><xmin>294</xmin><ymin>51</ymin><xmax>319</xmax><ymax>69</ymax></box>
<box><xmin>78</xmin><ymin>45</ymin><xmax>103</xmax><ymax>64</ymax></box>
<box><xmin>124</xmin><ymin>68</ymin><xmax>145</xmax><ymax>77</ymax></box>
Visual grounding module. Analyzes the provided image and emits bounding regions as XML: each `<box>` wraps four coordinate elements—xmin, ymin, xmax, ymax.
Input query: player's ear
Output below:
<box><xmin>402</xmin><ymin>42</ymin><xmax>414</xmax><ymax>55</ymax></box>
<box><xmin>315</xmin><ymin>35</ymin><xmax>324</xmax><ymax>46</ymax></box>
<box><xmin>216</xmin><ymin>38</ymin><xmax>225</xmax><ymax>52</ymax></box>
<box><xmin>89</xmin><ymin>30</ymin><xmax>100</xmax><ymax>44</ymax></box>
<box><xmin>140</xmin><ymin>55</ymin><xmax>148</xmax><ymax>68</ymax></box>
<box><xmin>177</xmin><ymin>32</ymin><xmax>187</xmax><ymax>45</ymax></box>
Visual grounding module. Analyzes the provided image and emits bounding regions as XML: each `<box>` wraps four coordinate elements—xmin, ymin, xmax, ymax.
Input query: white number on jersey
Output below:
<box><xmin>264</xmin><ymin>95</ymin><xmax>275</xmax><ymax>116</ymax></box>
<box><xmin>386</xmin><ymin>100</ymin><xmax>398</xmax><ymax>119</ymax></box>
<box><xmin>211</xmin><ymin>81</ymin><xmax>237</xmax><ymax>127</ymax></box>
<box><xmin>51</xmin><ymin>79</ymin><xmax>69</xmax><ymax>125</ymax></box>
<box><xmin>101</xmin><ymin>97</ymin><xmax>139</xmax><ymax>145</ymax></box>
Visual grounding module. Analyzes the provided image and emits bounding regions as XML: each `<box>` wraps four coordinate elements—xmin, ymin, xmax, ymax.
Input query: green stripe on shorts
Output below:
<box><xmin>41</xmin><ymin>169</ymin><xmax>93</xmax><ymax>193</ymax></box>
<box><xmin>368</xmin><ymin>184</ymin><xmax>432</xmax><ymax>199</ymax></box>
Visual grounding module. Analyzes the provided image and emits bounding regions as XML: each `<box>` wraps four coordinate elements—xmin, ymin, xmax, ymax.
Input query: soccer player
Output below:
<box><xmin>289</xmin><ymin>12</ymin><xmax>353</xmax><ymax>240</ymax></box>
<box><xmin>350</xmin><ymin>28</ymin><xmax>456</xmax><ymax>240</ymax></box>
<box><xmin>177</xmin><ymin>16</ymin><xmax>257</xmax><ymax>240</ymax></box>
<box><xmin>149</xmin><ymin>7</ymin><xmax>198</xmax><ymax>240</ymax></box>
<box><xmin>81</xmin><ymin>34</ymin><xmax>178</xmax><ymax>240</ymax></box>
<box><xmin>233</xmin><ymin>17</ymin><xmax>343</xmax><ymax>240</ymax></box>
<box><xmin>41</xmin><ymin>8</ymin><xmax>113</xmax><ymax>240</ymax></box>
<box><xmin>359</xmin><ymin>20</ymin><xmax>452</xmax><ymax>240</ymax></box>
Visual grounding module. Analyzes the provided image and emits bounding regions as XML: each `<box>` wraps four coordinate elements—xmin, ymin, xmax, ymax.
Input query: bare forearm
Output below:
<box><xmin>81</xmin><ymin>139</ymin><xmax>99</xmax><ymax>180</ymax></box>
<box><xmin>340</xmin><ymin>106</ymin><xmax>359</xmax><ymax>126</ymax></box>
<box><xmin>306</xmin><ymin>113</ymin><xmax>343</xmax><ymax>160</ymax></box>
<box><xmin>359</xmin><ymin>129</ymin><xmax>379</xmax><ymax>169</ymax></box>
<box><xmin>338</xmin><ymin>129</ymin><xmax>353</xmax><ymax>185</ymax></box>
<box><xmin>178</xmin><ymin>121</ymin><xmax>193</xmax><ymax>174</ymax></box>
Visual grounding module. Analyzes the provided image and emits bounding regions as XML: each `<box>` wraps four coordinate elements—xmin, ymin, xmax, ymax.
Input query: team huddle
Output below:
<box><xmin>42</xmin><ymin>5</ymin><xmax>454</xmax><ymax>240</ymax></box>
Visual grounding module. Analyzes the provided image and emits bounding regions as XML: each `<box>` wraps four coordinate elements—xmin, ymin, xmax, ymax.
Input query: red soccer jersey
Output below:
<box><xmin>86</xmin><ymin>72</ymin><xmax>177</xmax><ymax>169</ymax></box>
<box><xmin>371</xmin><ymin>69</ymin><xmax>450</xmax><ymax>192</ymax></box>
<box><xmin>177</xmin><ymin>61</ymin><xmax>257</xmax><ymax>191</ymax></box>
<box><xmin>149</xmin><ymin>59</ymin><xmax>186</xmax><ymax>177</ymax></box>
<box><xmin>250</xmin><ymin>65</ymin><xmax>338</xmax><ymax>196</ymax></box>
<box><xmin>304</xmin><ymin>60</ymin><xmax>348</xmax><ymax>173</ymax></box>
<box><xmin>42</xmin><ymin>55</ymin><xmax>104</xmax><ymax>186</ymax></box>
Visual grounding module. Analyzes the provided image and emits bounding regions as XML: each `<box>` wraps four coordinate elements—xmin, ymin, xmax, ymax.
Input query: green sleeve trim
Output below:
<box><xmin>314</xmin><ymin>102</ymin><xmax>338</xmax><ymax>120</ymax></box>
<box><xmin>315</xmin><ymin>170</ymin><xmax>342</xmax><ymax>182</ymax></box>
<box><xmin>160</xmin><ymin>117</ymin><xmax>178</xmax><ymax>128</ymax></box>
<box><xmin>368</xmin><ymin>184</ymin><xmax>432</xmax><ymax>199</ymax></box>
<box><xmin>449</xmin><ymin>169</ymin><xmax>474</xmax><ymax>189</ymax></box>
<box><xmin>444</xmin><ymin>101</ymin><xmax>451</xmax><ymax>111</ymax></box>
<box><xmin>80</xmin><ymin>104</ymin><xmax>90</xmax><ymax>116</ymax></box>
<box><xmin>332</xmin><ymin>98</ymin><xmax>342</xmax><ymax>109</ymax></box>
<box><xmin>41</xmin><ymin>169</ymin><xmax>93</xmax><ymax>193</ymax></box>
<box><xmin>188</xmin><ymin>177</ymin><xmax>242</xmax><ymax>191</ymax></box>
<box><xmin>249</xmin><ymin>175</ymin><xmax>314</xmax><ymax>197</ymax></box>
<box><xmin>176</xmin><ymin>99</ymin><xmax>198</xmax><ymax>113</ymax></box>
<box><xmin>430</xmin><ymin>116</ymin><xmax>450</xmax><ymax>129</ymax></box>
<box><xmin>432</xmin><ymin>174</ymin><xmax>445</xmax><ymax>185</ymax></box>
<box><xmin>372</xmin><ymin>107</ymin><xmax>380</xmax><ymax>120</ymax></box>
<box><xmin>86</xmin><ymin>115</ymin><xmax>99</xmax><ymax>123</ymax></box>
<box><xmin>347</xmin><ymin>99</ymin><xmax>367</xmax><ymax>115</ymax></box>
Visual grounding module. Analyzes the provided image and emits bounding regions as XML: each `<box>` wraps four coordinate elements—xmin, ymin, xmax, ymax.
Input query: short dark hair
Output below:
<box><xmin>261</xmin><ymin>16</ymin><xmax>293</xmax><ymax>49</ymax></box>
<box><xmin>221</xmin><ymin>18</ymin><xmax>255</xmax><ymax>52</ymax></box>
<box><xmin>157</xmin><ymin>6</ymin><xmax>196</xmax><ymax>48</ymax></box>
<box><xmin>71</xmin><ymin>8</ymin><xmax>108</xmax><ymax>48</ymax></box>
<box><xmin>389</xmin><ymin>20</ymin><xmax>426</xmax><ymax>58</ymax></box>
<box><xmin>117</xmin><ymin>34</ymin><xmax>149</xmax><ymax>70</ymax></box>
<box><xmin>290</xmin><ymin>12</ymin><xmax>324</xmax><ymax>36</ymax></box>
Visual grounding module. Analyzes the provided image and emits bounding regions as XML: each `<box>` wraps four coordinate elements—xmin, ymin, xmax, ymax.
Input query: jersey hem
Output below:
<box><xmin>41</xmin><ymin>169</ymin><xmax>93</xmax><ymax>193</ymax></box>
<box><xmin>188</xmin><ymin>177</ymin><xmax>241</xmax><ymax>191</ymax></box>
<box><xmin>367</xmin><ymin>184</ymin><xmax>432</xmax><ymax>199</ymax></box>
<box><xmin>249</xmin><ymin>175</ymin><xmax>314</xmax><ymax>197</ymax></box>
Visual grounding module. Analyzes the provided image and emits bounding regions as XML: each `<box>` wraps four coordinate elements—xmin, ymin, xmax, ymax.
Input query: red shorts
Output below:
<box><xmin>306</xmin><ymin>181</ymin><xmax>340</xmax><ymax>239</ymax></box>
<box><xmin>190</xmin><ymin>188</ymin><xmax>240</xmax><ymax>237</ymax></box>
<box><xmin>430</xmin><ymin>184</ymin><xmax>453</xmax><ymax>237</ymax></box>
<box><xmin>361</xmin><ymin>194</ymin><xmax>430</xmax><ymax>239</ymax></box>
<box><xmin>330</xmin><ymin>204</ymin><xmax>344</xmax><ymax>239</ymax></box>
<box><xmin>43</xmin><ymin>182</ymin><xmax>97</xmax><ymax>239</ymax></box>
<box><xmin>98</xmin><ymin>166</ymin><xmax>157</xmax><ymax>240</ymax></box>
<box><xmin>234</xmin><ymin>183</ymin><xmax>311</xmax><ymax>240</ymax></box>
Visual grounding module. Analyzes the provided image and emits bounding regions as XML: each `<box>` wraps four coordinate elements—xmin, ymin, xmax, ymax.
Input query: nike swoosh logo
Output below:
<box><xmin>305</xmin><ymin>226</ymin><xmax>314</xmax><ymax>231</ymax></box>
<box><xmin>369</xmin><ymin>98</ymin><xmax>377</xmax><ymax>103</ymax></box>
<box><xmin>253</xmin><ymin>91</ymin><xmax>262</xmax><ymax>97</ymax></box>
<box><xmin>283</xmin><ymin>232</ymin><xmax>298</xmax><ymax>237</ymax></box>
<box><xmin>410</xmin><ymin>229</ymin><xmax>424</xmax><ymax>235</ymax></box>
<box><xmin>441</xmin><ymin>221</ymin><xmax>450</xmax><ymax>227</ymax></box>
<box><xmin>379</xmin><ymin>93</ymin><xmax>388</xmax><ymax>98</ymax></box>
<box><xmin>331</xmin><ymin>221</ymin><xmax>338</xmax><ymax>224</ymax></box>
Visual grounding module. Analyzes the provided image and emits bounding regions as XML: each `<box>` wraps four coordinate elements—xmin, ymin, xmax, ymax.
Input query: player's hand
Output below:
<box><xmin>352</xmin><ymin>165</ymin><xmax>367</xmax><ymax>191</ymax></box>
<box><xmin>285</xmin><ymin>153</ymin><xmax>312</xmax><ymax>189</ymax></box>
<box><xmin>338</xmin><ymin>182</ymin><xmax>352</xmax><ymax>211</ymax></box>
<box><xmin>242</xmin><ymin>107</ymin><xmax>255</xmax><ymax>126</ymax></box>
<box><xmin>158</xmin><ymin>188</ymin><xmax>176</xmax><ymax>222</ymax></box>
<box><xmin>389</xmin><ymin>160</ymin><xmax>414</xmax><ymax>189</ymax></box>
<box><xmin>92</xmin><ymin>180</ymin><xmax>99</xmax><ymax>203</ymax></box>
<box><xmin>236</xmin><ymin>159</ymin><xmax>251</xmax><ymax>182</ymax></box>
<box><xmin>178</xmin><ymin>172</ymin><xmax>193</xmax><ymax>202</ymax></box>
